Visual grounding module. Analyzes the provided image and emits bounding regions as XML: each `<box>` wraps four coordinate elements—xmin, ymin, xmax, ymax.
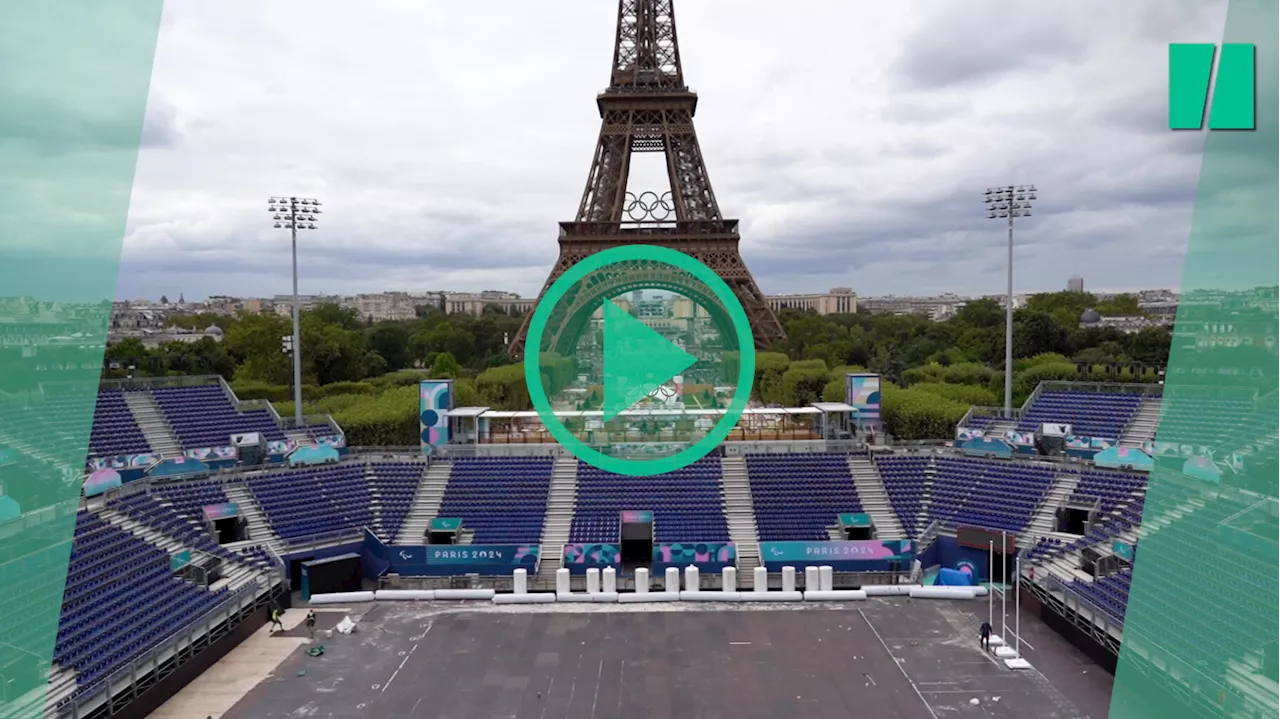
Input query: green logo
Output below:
<box><xmin>1169</xmin><ymin>43</ymin><xmax>1256</xmax><ymax>130</ymax></box>
<box><xmin>524</xmin><ymin>245</ymin><xmax>755</xmax><ymax>476</ymax></box>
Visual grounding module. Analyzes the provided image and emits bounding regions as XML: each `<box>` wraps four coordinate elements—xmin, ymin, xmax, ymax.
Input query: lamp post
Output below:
<box><xmin>984</xmin><ymin>185</ymin><xmax>1035</xmax><ymax>418</ymax></box>
<box><xmin>268</xmin><ymin>196</ymin><xmax>322</xmax><ymax>427</ymax></box>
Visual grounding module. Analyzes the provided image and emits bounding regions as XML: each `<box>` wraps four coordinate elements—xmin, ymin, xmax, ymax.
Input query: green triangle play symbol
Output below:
<box><xmin>601</xmin><ymin>299</ymin><xmax>698</xmax><ymax>423</ymax></box>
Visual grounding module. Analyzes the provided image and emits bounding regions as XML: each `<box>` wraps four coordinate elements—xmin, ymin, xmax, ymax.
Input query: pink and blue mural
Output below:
<box><xmin>419</xmin><ymin>380</ymin><xmax>454</xmax><ymax>454</ymax></box>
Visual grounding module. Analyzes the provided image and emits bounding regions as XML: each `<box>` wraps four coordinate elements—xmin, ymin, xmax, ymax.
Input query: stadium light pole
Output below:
<box><xmin>984</xmin><ymin>185</ymin><xmax>1036</xmax><ymax>418</ymax></box>
<box><xmin>269</xmin><ymin>196</ymin><xmax>322</xmax><ymax>427</ymax></box>
<box><xmin>988</xmin><ymin>539</ymin><xmax>994</xmax><ymax>642</ymax></box>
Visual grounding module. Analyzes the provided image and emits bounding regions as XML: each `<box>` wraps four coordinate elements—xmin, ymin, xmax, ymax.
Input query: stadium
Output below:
<box><xmin>0</xmin><ymin>369</ymin><xmax>1275</xmax><ymax>718</ymax></box>
<box><xmin>1</xmin><ymin>1</ymin><xmax>1276</xmax><ymax>718</ymax></box>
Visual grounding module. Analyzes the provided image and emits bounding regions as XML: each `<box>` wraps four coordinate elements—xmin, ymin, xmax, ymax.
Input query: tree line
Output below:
<box><xmin>102</xmin><ymin>291</ymin><xmax>1174</xmax><ymax>444</ymax></box>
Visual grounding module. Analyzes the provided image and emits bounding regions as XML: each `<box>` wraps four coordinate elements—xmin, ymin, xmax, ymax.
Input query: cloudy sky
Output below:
<box><xmin>119</xmin><ymin>0</ymin><xmax>1228</xmax><ymax>302</ymax></box>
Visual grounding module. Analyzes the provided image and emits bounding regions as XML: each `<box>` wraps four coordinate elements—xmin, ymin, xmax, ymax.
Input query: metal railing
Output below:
<box><xmin>98</xmin><ymin>375</ymin><xmax>221</xmax><ymax>391</ymax></box>
<box><xmin>60</xmin><ymin>572</ymin><xmax>277</xmax><ymax>717</ymax></box>
<box><xmin>1043</xmin><ymin>573</ymin><xmax>1124</xmax><ymax>633</ymax></box>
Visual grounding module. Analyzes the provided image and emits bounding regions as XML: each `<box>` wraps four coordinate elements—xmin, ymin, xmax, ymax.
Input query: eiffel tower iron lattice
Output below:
<box><xmin>507</xmin><ymin>0</ymin><xmax>785</xmax><ymax>359</ymax></box>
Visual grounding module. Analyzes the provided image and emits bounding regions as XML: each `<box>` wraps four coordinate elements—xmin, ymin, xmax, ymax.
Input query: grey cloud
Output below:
<box><xmin>116</xmin><ymin>0</ymin><xmax>1227</xmax><ymax>302</ymax></box>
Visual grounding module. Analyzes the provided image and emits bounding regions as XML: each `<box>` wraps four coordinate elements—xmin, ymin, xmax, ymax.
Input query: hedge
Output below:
<box><xmin>911</xmin><ymin>382</ymin><xmax>999</xmax><ymax>408</ymax></box>
<box><xmin>880</xmin><ymin>385</ymin><xmax>970</xmax><ymax>440</ymax></box>
<box><xmin>329</xmin><ymin>385</ymin><xmax>420</xmax><ymax>446</ymax></box>
<box><xmin>476</xmin><ymin>364</ymin><xmax>531</xmax><ymax>410</ymax></box>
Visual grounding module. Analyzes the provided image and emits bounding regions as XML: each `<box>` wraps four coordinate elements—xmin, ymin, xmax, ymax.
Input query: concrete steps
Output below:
<box><xmin>124</xmin><ymin>390</ymin><xmax>182</xmax><ymax>458</ymax></box>
<box><xmin>720</xmin><ymin>456</ymin><xmax>760</xmax><ymax>571</ymax></box>
<box><xmin>536</xmin><ymin>457</ymin><xmax>579</xmax><ymax>579</ymax></box>
<box><xmin>396</xmin><ymin>461</ymin><xmax>451</xmax><ymax>545</ymax></box>
<box><xmin>1120</xmin><ymin>398</ymin><xmax>1162</xmax><ymax>447</ymax></box>
<box><xmin>223</xmin><ymin>484</ymin><xmax>284</xmax><ymax>556</ymax></box>
<box><xmin>847</xmin><ymin>454</ymin><xmax>906</xmax><ymax>540</ymax></box>
<box><xmin>284</xmin><ymin>427</ymin><xmax>312</xmax><ymax>444</ymax></box>
<box><xmin>1025</xmin><ymin>474</ymin><xmax>1083</xmax><ymax>539</ymax></box>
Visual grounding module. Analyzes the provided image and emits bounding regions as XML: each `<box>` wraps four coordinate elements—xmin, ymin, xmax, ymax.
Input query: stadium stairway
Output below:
<box><xmin>362</xmin><ymin>467</ymin><xmax>386</xmax><ymax>534</ymax></box>
<box><xmin>224</xmin><ymin>483</ymin><xmax>284</xmax><ymax>556</ymax></box>
<box><xmin>1024</xmin><ymin>474</ymin><xmax>1083</xmax><ymax>539</ymax></box>
<box><xmin>987</xmin><ymin>418</ymin><xmax>1018</xmax><ymax>435</ymax></box>
<box><xmin>124</xmin><ymin>390</ymin><xmax>182</xmax><ymax>458</ymax></box>
<box><xmin>536</xmin><ymin>457</ymin><xmax>579</xmax><ymax>580</ymax></box>
<box><xmin>720</xmin><ymin>456</ymin><xmax>761</xmax><ymax>571</ymax></box>
<box><xmin>1119</xmin><ymin>397</ymin><xmax>1162</xmax><ymax>447</ymax></box>
<box><xmin>395</xmin><ymin>461</ymin><xmax>451</xmax><ymax>544</ymax></box>
<box><xmin>97</xmin><ymin>506</ymin><xmax>263</xmax><ymax>593</ymax></box>
<box><xmin>846</xmin><ymin>455</ymin><xmax>907</xmax><ymax>540</ymax></box>
<box><xmin>284</xmin><ymin>427</ymin><xmax>312</xmax><ymax>444</ymax></box>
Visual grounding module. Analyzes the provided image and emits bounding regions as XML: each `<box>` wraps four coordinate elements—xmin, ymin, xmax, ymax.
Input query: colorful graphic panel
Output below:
<box><xmin>82</xmin><ymin>468</ymin><xmax>122</xmax><ymax>497</ymax></box>
<box><xmin>845</xmin><ymin>373</ymin><xmax>881</xmax><ymax>421</ymax></box>
<box><xmin>760</xmin><ymin>539</ymin><xmax>914</xmax><ymax>571</ymax></box>
<box><xmin>419</xmin><ymin>379</ymin><xmax>454</xmax><ymax>454</ymax></box>
<box><xmin>562</xmin><ymin>543</ymin><xmax>620</xmax><ymax>573</ymax></box>
<box><xmin>651</xmin><ymin>542</ymin><xmax>736</xmax><ymax>571</ymax></box>
<box><xmin>202</xmin><ymin>503</ymin><xmax>238</xmax><ymax>521</ymax></box>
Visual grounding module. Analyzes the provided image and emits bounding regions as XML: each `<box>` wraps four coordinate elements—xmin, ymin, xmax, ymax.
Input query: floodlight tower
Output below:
<box><xmin>268</xmin><ymin>196</ymin><xmax>322</xmax><ymax>426</ymax></box>
<box><xmin>984</xmin><ymin>185</ymin><xmax>1036</xmax><ymax>418</ymax></box>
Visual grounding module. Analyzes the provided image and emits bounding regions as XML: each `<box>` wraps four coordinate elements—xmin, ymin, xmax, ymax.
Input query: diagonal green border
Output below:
<box><xmin>1110</xmin><ymin>1</ymin><xmax>1278</xmax><ymax>717</ymax></box>
<box><xmin>0</xmin><ymin>2</ymin><xmax>164</xmax><ymax>713</ymax></box>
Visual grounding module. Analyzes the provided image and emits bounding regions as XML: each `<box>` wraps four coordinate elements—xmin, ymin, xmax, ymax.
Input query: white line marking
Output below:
<box><xmin>729</xmin><ymin>641</ymin><xmax>752</xmax><ymax>645</ymax></box>
<box><xmin>382</xmin><ymin>621</ymin><xmax>430</xmax><ymax>693</ymax></box>
<box><xmin>381</xmin><ymin>643</ymin><xmax>417</xmax><ymax>692</ymax></box>
<box><xmin>589</xmin><ymin>659</ymin><xmax>603</xmax><ymax>717</ymax></box>
<box><xmin>859</xmin><ymin>609</ymin><xmax>939</xmax><ymax>719</ymax></box>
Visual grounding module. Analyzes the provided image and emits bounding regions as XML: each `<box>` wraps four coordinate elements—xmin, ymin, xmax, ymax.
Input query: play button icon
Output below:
<box><xmin>601</xmin><ymin>299</ymin><xmax>698</xmax><ymax>422</ymax></box>
<box><xmin>523</xmin><ymin>245</ymin><xmax>756</xmax><ymax>476</ymax></box>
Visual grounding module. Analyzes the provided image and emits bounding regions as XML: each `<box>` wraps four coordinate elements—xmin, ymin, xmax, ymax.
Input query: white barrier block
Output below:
<box><xmin>556</xmin><ymin>568</ymin><xmax>571</xmax><ymax>595</ymax></box>
<box><xmin>753</xmin><ymin>566</ymin><xmax>768</xmax><ymax>593</ymax></box>
<box><xmin>863</xmin><ymin>584</ymin><xmax>921</xmax><ymax>597</ymax></box>
<box><xmin>1004</xmin><ymin>657</ymin><xmax>1033</xmax><ymax>670</ymax></box>
<box><xmin>373</xmin><ymin>589</ymin><xmax>434</xmax><ymax>601</ymax></box>
<box><xmin>635</xmin><ymin>567</ymin><xmax>650</xmax><ymax>593</ymax></box>
<box><xmin>909</xmin><ymin>587</ymin><xmax>976</xmax><ymax>600</ymax></box>
<box><xmin>513</xmin><ymin>568</ymin><xmax>528</xmax><ymax>595</ymax></box>
<box><xmin>586</xmin><ymin>568</ymin><xmax>601</xmax><ymax>594</ymax></box>
<box><xmin>781</xmin><ymin>566</ymin><xmax>797</xmax><ymax>593</ymax></box>
<box><xmin>433</xmin><ymin>589</ymin><xmax>496</xmax><ymax>600</ymax></box>
<box><xmin>665</xmin><ymin>567</ymin><xmax>680</xmax><ymax>593</ymax></box>
<box><xmin>995</xmin><ymin>646</ymin><xmax>1021</xmax><ymax>659</ymax></box>
<box><xmin>619</xmin><ymin>591</ymin><xmax>680</xmax><ymax>603</ymax></box>
<box><xmin>988</xmin><ymin>635</ymin><xmax>1007</xmax><ymax>647</ymax></box>
<box><xmin>819</xmin><ymin>566</ymin><xmax>834</xmax><ymax>592</ymax></box>
<box><xmin>493</xmin><ymin>593</ymin><xmax>555</xmax><ymax>605</ymax></box>
<box><xmin>739</xmin><ymin>591</ymin><xmax>802</xmax><ymax>602</ymax></box>
<box><xmin>602</xmin><ymin>567</ymin><xmax>617</xmax><ymax>594</ymax></box>
<box><xmin>680</xmin><ymin>591</ymin><xmax>741</xmax><ymax>602</ymax></box>
<box><xmin>310</xmin><ymin>591</ymin><xmax>374</xmax><ymax>604</ymax></box>
<box><xmin>684</xmin><ymin>565</ymin><xmax>700</xmax><ymax>591</ymax></box>
<box><xmin>591</xmin><ymin>592</ymin><xmax>620</xmax><ymax>603</ymax></box>
<box><xmin>722</xmin><ymin>567</ymin><xmax>737</xmax><ymax>592</ymax></box>
<box><xmin>803</xmin><ymin>590</ymin><xmax>868</xmax><ymax>602</ymax></box>
<box><xmin>971</xmin><ymin>586</ymin><xmax>989</xmax><ymax>597</ymax></box>
<box><xmin>556</xmin><ymin>593</ymin><xmax>596</xmax><ymax>603</ymax></box>
<box><xmin>804</xmin><ymin>566</ymin><xmax>820</xmax><ymax>591</ymax></box>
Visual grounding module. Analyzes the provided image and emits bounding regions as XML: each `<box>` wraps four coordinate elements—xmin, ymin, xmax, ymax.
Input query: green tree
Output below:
<box><xmin>429</xmin><ymin>351</ymin><xmax>462</xmax><ymax>379</ymax></box>
<box><xmin>367</xmin><ymin>323</ymin><xmax>412</xmax><ymax>371</ymax></box>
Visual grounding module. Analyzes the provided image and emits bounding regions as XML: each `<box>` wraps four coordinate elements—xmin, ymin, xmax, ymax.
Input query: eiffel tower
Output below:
<box><xmin>507</xmin><ymin>0</ymin><xmax>785</xmax><ymax>358</ymax></box>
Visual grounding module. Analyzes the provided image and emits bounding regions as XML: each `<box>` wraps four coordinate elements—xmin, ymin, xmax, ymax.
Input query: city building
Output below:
<box><xmin>858</xmin><ymin>293</ymin><xmax>968</xmax><ymax>320</ymax></box>
<box><xmin>766</xmin><ymin>287</ymin><xmax>857</xmax><ymax>315</ymax></box>
<box><xmin>443</xmin><ymin>291</ymin><xmax>535</xmax><ymax>316</ymax></box>
<box><xmin>1067</xmin><ymin>276</ymin><xmax>1085</xmax><ymax>293</ymax></box>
